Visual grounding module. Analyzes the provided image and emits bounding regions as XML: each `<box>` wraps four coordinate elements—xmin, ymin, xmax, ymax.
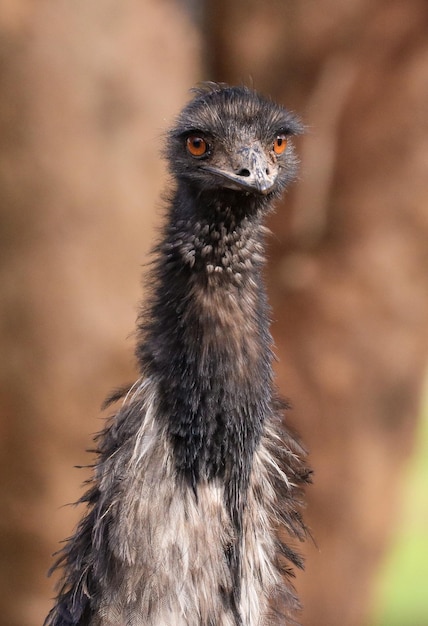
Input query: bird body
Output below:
<box><xmin>46</xmin><ymin>84</ymin><xmax>310</xmax><ymax>626</ymax></box>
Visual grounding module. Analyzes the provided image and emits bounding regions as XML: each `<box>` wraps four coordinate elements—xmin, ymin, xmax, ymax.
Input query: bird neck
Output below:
<box><xmin>137</xmin><ymin>186</ymin><xmax>275</xmax><ymax>492</ymax></box>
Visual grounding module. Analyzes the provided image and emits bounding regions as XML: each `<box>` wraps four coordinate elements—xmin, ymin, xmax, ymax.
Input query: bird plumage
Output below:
<box><xmin>45</xmin><ymin>84</ymin><xmax>311</xmax><ymax>626</ymax></box>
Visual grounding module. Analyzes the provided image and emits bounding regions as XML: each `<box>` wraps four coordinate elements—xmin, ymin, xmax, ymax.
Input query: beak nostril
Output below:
<box><xmin>237</xmin><ymin>168</ymin><xmax>251</xmax><ymax>178</ymax></box>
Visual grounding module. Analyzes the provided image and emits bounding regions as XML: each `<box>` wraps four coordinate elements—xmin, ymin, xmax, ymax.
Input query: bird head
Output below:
<box><xmin>166</xmin><ymin>84</ymin><xmax>303</xmax><ymax>201</ymax></box>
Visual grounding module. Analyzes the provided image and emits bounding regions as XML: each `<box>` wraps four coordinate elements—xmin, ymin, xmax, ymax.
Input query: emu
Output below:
<box><xmin>45</xmin><ymin>84</ymin><xmax>311</xmax><ymax>626</ymax></box>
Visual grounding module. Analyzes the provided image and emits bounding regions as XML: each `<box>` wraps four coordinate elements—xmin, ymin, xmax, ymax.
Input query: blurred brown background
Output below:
<box><xmin>1</xmin><ymin>1</ymin><xmax>427</xmax><ymax>625</ymax></box>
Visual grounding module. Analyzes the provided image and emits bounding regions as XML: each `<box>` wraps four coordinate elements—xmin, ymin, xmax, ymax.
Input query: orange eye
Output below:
<box><xmin>186</xmin><ymin>136</ymin><xmax>208</xmax><ymax>157</ymax></box>
<box><xmin>273</xmin><ymin>134</ymin><xmax>288</xmax><ymax>155</ymax></box>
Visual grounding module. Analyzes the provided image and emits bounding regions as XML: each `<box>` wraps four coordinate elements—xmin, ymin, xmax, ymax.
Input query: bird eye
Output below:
<box><xmin>273</xmin><ymin>134</ymin><xmax>288</xmax><ymax>155</ymax></box>
<box><xmin>186</xmin><ymin>136</ymin><xmax>208</xmax><ymax>157</ymax></box>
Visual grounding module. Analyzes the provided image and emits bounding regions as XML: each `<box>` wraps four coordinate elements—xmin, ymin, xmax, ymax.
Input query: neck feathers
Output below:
<box><xmin>137</xmin><ymin>188</ymin><xmax>274</xmax><ymax>489</ymax></box>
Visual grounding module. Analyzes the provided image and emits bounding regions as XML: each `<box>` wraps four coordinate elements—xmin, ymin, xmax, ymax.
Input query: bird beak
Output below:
<box><xmin>203</xmin><ymin>144</ymin><xmax>277</xmax><ymax>196</ymax></box>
